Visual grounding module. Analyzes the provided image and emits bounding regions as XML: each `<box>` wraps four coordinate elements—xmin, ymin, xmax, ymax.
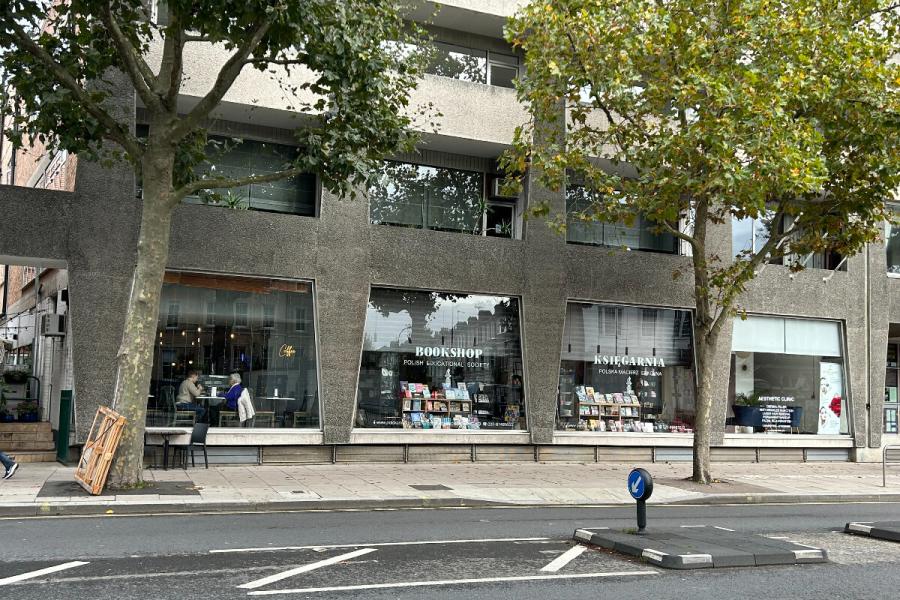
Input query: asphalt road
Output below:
<box><xmin>2</xmin><ymin>503</ymin><xmax>900</xmax><ymax>599</ymax></box>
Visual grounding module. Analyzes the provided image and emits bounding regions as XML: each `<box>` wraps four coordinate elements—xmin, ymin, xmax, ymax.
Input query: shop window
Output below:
<box><xmin>886</xmin><ymin>343</ymin><xmax>899</xmax><ymax>434</ymax></box>
<box><xmin>558</xmin><ymin>302</ymin><xmax>696</xmax><ymax>433</ymax></box>
<box><xmin>566</xmin><ymin>186</ymin><xmax>677</xmax><ymax>253</ymax></box>
<box><xmin>729</xmin><ymin>316</ymin><xmax>848</xmax><ymax>435</ymax></box>
<box><xmin>887</xmin><ymin>216</ymin><xmax>900</xmax><ymax>275</ymax></box>
<box><xmin>370</xmin><ymin>161</ymin><xmax>518</xmax><ymax>238</ymax></box>
<box><xmin>355</xmin><ymin>287</ymin><xmax>526</xmax><ymax>430</ymax></box>
<box><xmin>148</xmin><ymin>273</ymin><xmax>320</xmax><ymax>429</ymax></box>
<box><xmin>886</xmin><ymin>407</ymin><xmax>898</xmax><ymax>434</ymax></box>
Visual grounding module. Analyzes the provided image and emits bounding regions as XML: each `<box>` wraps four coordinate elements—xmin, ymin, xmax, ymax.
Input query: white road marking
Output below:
<box><xmin>0</xmin><ymin>561</ymin><xmax>89</xmax><ymax>586</ymax></box>
<box><xmin>211</xmin><ymin>537</ymin><xmax>552</xmax><ymax>554</ymax></box>
<box><xmin>246</xmin><ymin>570</ymin><xmax>660</xmax><ymax>595</ymax></box>
<box><xmin>713</xmin><ymin>526</ymin><xmax>736</xmax><ymax>532</ymax></box>
<box><xmin>540</xmin><ymin>545</ymin><xmax>587</xmax><ymax>572</ymax></box>
<box><xmin>238</xmin><ymin>548</ymin><xmax>376</xmax><ymax>590</ymax></box>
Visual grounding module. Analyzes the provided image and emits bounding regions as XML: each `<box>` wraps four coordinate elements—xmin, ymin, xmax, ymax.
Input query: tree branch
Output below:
<box><xmin>173</xmin><ymin>166</ymin><xmax>305</xmax><ymax>202</ymax></box>
<box><xmin>169</xmin><ymin>18</ymin><xmax>275</xmax><ymax>140</ymax></box>
<box><xmin>154</xmin><ymin>10</ymin><xmax>185</xmax><ymax>109</ymax></box>
<box><xmin>5</xmin><ymin>16</ymin><xmax>143</xmax><ymax>158</ymax></box>
<box><xmin>99</xmin><ymin>1</ymin><xmax>162</xmax><ymax>112</ymax></box>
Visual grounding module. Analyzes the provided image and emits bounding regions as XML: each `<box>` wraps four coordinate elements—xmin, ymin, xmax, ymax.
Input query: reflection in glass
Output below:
<box><xmin>729</xmin><ymin>316</ymin><xmax>848</xmax><ymax>435</ymax></box>
<box><xmin>356</xmin><ymin>288</ymin><xmax>526</xmax><ymax>430</ymax></box>
<box><xmin>888</xmin><ymin>220</ymin><xmax>900</xmax><ymax>274</ymax></box>
<box><xmin>558</xmin><ymin>303</ymin><xmax>696</xmax><ymax>433</ymax></box>
<box><xmin>427</xmin><ymin>42</ymin><xmax>487</xmax><ymax>83</ymax></box>
<box><xmin>148</xmin><ymin>273</ymin><xmax>320</xmax><ymax>429</ymax></box>
<box><xmin>565</xmin><ymin>186</ymin><xmax>676</xmax><ymax>253</ymax></box>
<box><xmin>190</xmin><ymin>137</ymin><xmax>317</xmax><ymax>216</ymax></box>
<box><xmin>369</xmin><ymin>162</ymin><xmax>485</xmax><ymax>234</ymax></box>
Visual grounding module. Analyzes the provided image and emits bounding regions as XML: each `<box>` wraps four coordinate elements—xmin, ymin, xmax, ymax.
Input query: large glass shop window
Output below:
<box><xmin>729</xmin><ymin>316</ymin><xmax>848</xmax><ymax>435</ymax></box>
<box><xmin>148</xmin><ymin>273</ymin><xmax>320</xmax><ymax>429</ymax></box>
<box><xmin>356</xmin><ymin>288</ymin><xmax>526</xmax><ymax>430</ymax></box>
<box><xmin>558</xmin><ymin>303</ymin><xmax>696</xmax><ymax>433</ymax></box>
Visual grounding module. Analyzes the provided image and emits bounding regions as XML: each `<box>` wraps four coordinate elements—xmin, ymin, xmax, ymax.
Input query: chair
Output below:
<box><xmin>292</xmin><ymin>411</ymin><xmax>309</xmax><ymax>428</ymax></box>
<box><xmin>172</xmin><ymin>423</ymin><xmax>210</xmax><ymax>469</ymax></box>
<box><xmin>218</xmin><ymin>411</ymin><xmax>239</xmax><ymax>427</ymax></box>
<box><xmin>253</xmin><ymin>411</ymin><xmax>275</xmax><ymax>428</ymax></box>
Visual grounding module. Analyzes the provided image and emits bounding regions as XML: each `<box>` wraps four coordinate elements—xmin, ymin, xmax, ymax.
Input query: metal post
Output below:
<box><xmin>637</xmin><ymin>499</ymin><xmax>647</xmax><ymax>533</ymax></box>
<box><xmin>57</xmin><ymin>390</ymin><xmax>73</xmax><ymax>462</ymax></box>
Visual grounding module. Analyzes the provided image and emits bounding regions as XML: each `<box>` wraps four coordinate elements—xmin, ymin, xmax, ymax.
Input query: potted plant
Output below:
<box><xmin>2</xmin><ymin>369</ymin><xmax>29</xmax><ymax>384</ymax></box>
<box><xmin>0</xmin><ymin>392</ymin><xmax>13</xmax><ymax>423</ymax></box>
<box><xmin>733</xmin><ymin>392</ymin><xmax>762</xmax><ymax>430</ymax></box>
<box><xmin>16</xmin><ymin>400</ymin><xmax>39</xmax><ymax>422</ymax></box>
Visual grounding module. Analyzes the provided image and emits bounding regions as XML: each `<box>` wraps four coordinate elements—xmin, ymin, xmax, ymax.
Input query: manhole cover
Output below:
<box><xmin>410</xmin><ymin>484</ymin><xmax>452</xmax><ymax>491</ymax></box>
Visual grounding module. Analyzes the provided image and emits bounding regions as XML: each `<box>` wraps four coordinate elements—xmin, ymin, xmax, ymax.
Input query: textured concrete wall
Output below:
<box><xmin>0</xmin><ymin>35</ymin><xmax>892</xmax><ymax>450</ymax></box>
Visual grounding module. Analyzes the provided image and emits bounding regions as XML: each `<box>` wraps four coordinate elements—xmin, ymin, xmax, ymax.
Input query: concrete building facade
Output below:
<box><xmin>0</xmin><ymin>1</ymin><xmax>897</xmax><ymax>464</ymax></box>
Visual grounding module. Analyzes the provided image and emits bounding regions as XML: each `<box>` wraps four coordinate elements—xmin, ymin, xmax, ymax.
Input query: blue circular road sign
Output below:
<box><xmin>627</xmin><ymin>468</ymin><xmax>653</xmax><ymax>501</ymax></box>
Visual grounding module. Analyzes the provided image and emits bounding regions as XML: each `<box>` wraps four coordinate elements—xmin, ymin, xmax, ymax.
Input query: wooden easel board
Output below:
<box><xmin>74</xmin><ymin>406</ymin><xmax>127</xmax><ymax>495</ymax></box>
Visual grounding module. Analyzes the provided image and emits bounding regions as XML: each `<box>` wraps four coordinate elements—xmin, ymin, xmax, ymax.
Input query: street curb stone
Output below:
<box><xmin>3</xmin><ymin>492</ymin><xmax>900</xmax><ymax>518</ymax></box>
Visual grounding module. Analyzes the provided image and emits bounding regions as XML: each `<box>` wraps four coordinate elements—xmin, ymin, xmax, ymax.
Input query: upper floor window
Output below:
<box><xmin>193</xmin><ymin>138</ymin><xmax>317</xmax><ymax>217</ymax></box>
<box><xmin>369</xmin><ymin>161</ymin><xmax>517</xmax><ymax>238</ymax></box>
<box><xmin>382</xmin><ymin>39</ymin><xmax>519</xmax><ymax>88</ymax></box>
<box><xmin>732</xmin><ymin>214</ymin><xmax>844</xmax><ymax>271</ymax></box>
<box><xmin>419</xmin><ymin>41</ymin><xmax>518</xmax><ymax>88</ymax></box>
<box><xmin>565</xmin><ymin>186</ymin><xmax>677</xmax><ymax>253</ymax></box>
<box><xmin>138</xmin><ymin>125</ymin><xmax>318</xmax><ymax>217</ymax></box>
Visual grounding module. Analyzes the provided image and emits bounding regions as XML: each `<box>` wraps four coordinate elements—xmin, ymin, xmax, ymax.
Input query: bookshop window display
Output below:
<box><xmin>355</xmin><ymin>288</ymin><xmax>526</xmax><ymax>430</ymax></box>
<box><xmin>729</xmin><ymin>316</ymin><xmax>848</xmax><ymax>435</ymax></box>
<box><xmin>148</xmin><ymin>273</ymin><xmax>320</xmax><ymax>429</ymax></box>
<box><xmin>558</xmin><ymin>302</ymin><xmax>696</xmax><ymax>433</ymax></box>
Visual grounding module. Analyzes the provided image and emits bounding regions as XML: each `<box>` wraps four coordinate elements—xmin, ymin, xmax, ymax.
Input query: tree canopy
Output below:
<box><xmin>503</xmin><ymin>0</ymin><xmax>900</xmax><ymax>482</ymax></box>
<box><xmin>1</xmin><ymin>0</ymin><xmax>426</xmax><ymax>200</ymax></box>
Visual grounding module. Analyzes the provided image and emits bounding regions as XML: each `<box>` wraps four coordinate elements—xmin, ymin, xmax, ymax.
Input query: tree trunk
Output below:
<box><xmin>692</xmin><ymin>328</ymin><xmax>721</xmax><ymax>484</ymax></box>
<box><xmin>107</xmin><ymin>151</ymin><xmax>176</xmax><ymax>488</ymax></box>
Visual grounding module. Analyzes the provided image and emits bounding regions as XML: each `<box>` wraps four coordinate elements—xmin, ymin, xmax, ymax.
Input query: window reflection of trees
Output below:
<box><xmin>369</xmin><ymin>162</ymin><xmax>485</xmax><ymax>234</ymax></box>
<box><xmin>425</xmin><ymin>43</ymin><xmax>487</xmax><ymax>84</ymax></box>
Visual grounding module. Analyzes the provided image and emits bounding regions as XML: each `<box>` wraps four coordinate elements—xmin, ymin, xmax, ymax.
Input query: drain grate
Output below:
<box><xmin>409</xmin><ymin>484</ymin><xmax>452</xmax><ymax>491</ymax></box>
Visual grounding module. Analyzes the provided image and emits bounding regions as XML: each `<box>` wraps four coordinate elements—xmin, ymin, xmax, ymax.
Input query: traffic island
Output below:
<box><xmin>845</xmin><ymin>521</ymin><xmax>900</xmax><ymax>542</ymax></box>
<box><xmin>574</xmin><ymin>526</ymin><xmax>827</xmax><ymax>569</ymax></box>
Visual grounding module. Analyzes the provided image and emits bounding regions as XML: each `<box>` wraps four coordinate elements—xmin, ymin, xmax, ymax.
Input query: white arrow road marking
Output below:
<box><xmin>238</xmin><ymin>548</ymin><xmax>377</xmax><ymax>590</ymax></box>
<box><xmin>246</xmin><ymin>570</ymin><xmax>659</xmax><ymax>595</ymax></box>
<box><xmin>540</xmin><ymin>545</ymin><xmax>587</xmax><ymax>572</ymax></box>
<box><xmin>0</xmin><ymin>561</ymin><xmax>89</xmax><ymax>586</ymax></box>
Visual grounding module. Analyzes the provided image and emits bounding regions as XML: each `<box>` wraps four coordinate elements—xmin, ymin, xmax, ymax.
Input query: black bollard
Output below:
<box><xmin>628</xmin><ymin>468</ymin><xmax>653</xmax><ymax>534</ymax></box>
<box><xmin>637</xmin><ymin>498</ymin><xmax>647</xmax><ymax>533</ymax></box>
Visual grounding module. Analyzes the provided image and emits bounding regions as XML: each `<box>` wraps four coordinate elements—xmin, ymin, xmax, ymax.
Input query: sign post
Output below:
<box><xmin>627</xmin><ymin>468</ymin><xmax>654</xmax><ymax>533</ymax></box>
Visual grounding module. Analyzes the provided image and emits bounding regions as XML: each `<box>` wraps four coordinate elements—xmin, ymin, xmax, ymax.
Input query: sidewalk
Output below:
<box><xmin>2</xmin><ymin>461</ymin><xmax>900</xmax><ymax>517</ymax></box>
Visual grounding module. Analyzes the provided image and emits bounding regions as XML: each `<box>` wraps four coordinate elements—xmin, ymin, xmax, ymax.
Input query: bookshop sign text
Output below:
<box><xmin>594</xmin><ymin>355</ymin><xmax>666</xmax><ymax>368</ymax></box>
<box><xmin>416</xmin><ymin>346</ymin><xmax>484</xmax><ymax>359</ymax></box>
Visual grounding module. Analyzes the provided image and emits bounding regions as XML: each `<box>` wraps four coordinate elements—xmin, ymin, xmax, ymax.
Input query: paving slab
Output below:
<box><xmin>574</xmin><ymin>525</ymin><xmax>827</xmax><ymax>569</ymax></box>
<box><xmin>845</xmin><ymin>521</ymin><xmax>900</xmax><ymax>542</ymax></box>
